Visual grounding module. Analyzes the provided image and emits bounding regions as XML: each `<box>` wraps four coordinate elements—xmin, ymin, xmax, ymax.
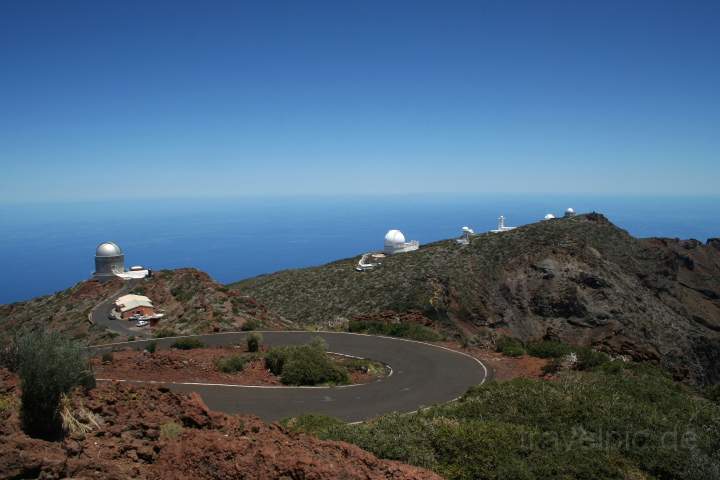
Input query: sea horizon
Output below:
<box><xmin>1</xmin><ymin>193</ymin><xmax>718</xmax><ymax>305</ymax></box>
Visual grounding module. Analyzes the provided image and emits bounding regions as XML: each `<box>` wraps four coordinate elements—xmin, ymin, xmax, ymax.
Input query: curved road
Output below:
<box><xmin>91</xmin><ymin>332</ymin><xmax>488</xmax><ymax>422</ymax></box>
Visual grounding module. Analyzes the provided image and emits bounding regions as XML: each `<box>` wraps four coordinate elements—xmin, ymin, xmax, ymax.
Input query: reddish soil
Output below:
<box><xmin>437</xmin><ymin>341</ymin><xmax>549</xmax><ymax>381</ymax></box>
<box><xmin>0</xmin><ymin>369</ymin><xmax>440</xmax><ymax>480</ymax></box>
<box><xmin>94</xmin><ymin>347</ymin><xmax>280</xmax><ymax>385</ymax></box>
<box><xmin>93</xmin><ymin>347</ymin><xmax>385</xmax><ymax>386</ymax></box>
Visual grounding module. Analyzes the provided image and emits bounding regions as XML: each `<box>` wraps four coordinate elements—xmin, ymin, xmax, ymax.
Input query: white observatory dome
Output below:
<box><xmin>544</xmin><ymin>213</ymin><xmax>556</xmax><ymax>220</ymax></box>
<box><xmin>565</xmin><ymin>208</ymin><xmax>575</xmax><ymax>215</ymax></box>
<box><xmin>384</xmin><ymin>229</ymin><xmax>406</xmax><ymax>247</ymax></box>
<box><xmin>96</xmin><ymin>242</ymin><xmax>123</xmax><ymax>257</ymax></box>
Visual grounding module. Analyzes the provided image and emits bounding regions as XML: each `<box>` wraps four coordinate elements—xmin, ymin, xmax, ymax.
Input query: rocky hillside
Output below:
<box><xmin>0</xmin><ymin>369</ymin><xmax>439</xmax><ymax>480</ymax></box>
<box><xmin>233</xmin><ymin>213</ymin><xmax>720</xmax><ymax>385</ymax></box>
<box><xmin>0</xmin><ymin>268</ymin><xmax>292</xmax><ymax>344</ymax></box>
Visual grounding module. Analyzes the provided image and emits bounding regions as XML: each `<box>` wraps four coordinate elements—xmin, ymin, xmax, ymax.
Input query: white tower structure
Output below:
<box><xmin>490</xmin><ymin>216</ymin><xmax>516</xmax><ymax>233</ymax></box>
<box><xmin>564</xmin><ymin>208</ymin><xmax>576</xmax><ymax>217</ymax></box>
<box><xmin>384</xmin><ymin>230</ymin><xmax>419</xmax><ymax>255</ymax></box>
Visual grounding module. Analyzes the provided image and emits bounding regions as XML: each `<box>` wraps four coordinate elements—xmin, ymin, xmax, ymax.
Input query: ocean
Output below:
<box><xmin>0</xmin><ymin>194</ymin><xmax>718</xmax><ymax>305</ymax></box>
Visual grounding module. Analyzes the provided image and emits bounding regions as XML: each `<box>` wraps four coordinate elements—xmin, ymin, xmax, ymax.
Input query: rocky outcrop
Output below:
<box><xmin>234</xmin><ymin>214</ymin><xmax>720</xmax><ymax>385</ymax></box>
<box><xmin>0</xmin><ymin>370</ymin><xmax>439</xmax><ymax>480</ymax></box>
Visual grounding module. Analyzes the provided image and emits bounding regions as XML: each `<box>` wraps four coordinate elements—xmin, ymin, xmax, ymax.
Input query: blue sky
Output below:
<box><xmin>1</xmin><ymin>0</ymin><xmax>718</xmax><ymax>202</ymax></box>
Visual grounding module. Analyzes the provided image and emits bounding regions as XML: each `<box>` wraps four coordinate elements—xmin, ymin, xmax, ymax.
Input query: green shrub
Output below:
<box><xmin>215</xmin><ymin>354</ymin><xmax>253</xmax><ymax>373</ymax></box>
<box><xmin>526</xmin><ymin>340</ymin><xmax>573</xmax><ymax>358</ymax></box>
<box><xmin>171</xmin><ymin>338</ymin><xmax>205</xmax><ymax>350</ymax></box>
<box><xmin>154</xmin><ymin>327</ymin><xmax>177</xmax><ymax>338</ymax></box>
<box><xmin>264</xmin><ymin>341</ymin><xmax>349</xmax><ymax>386</ymax></box>
<box><xmin>705</xmin><ymin>384</ymin><xmax>720</xmax><ymax>404</ymax></box>
<box><xmin>495</xmin><ymin>336</ymin><xmax>525</xmax><ymax>357</ymax></box>
<box><xmin>160</xmin><ymin>421</ymin><xmax>183</xmax><ymax>440</ymax></box>
<box><xmin>101</xmin><ymin>351</ymin><xmax>114</xmax><ymax>363</ymax></box>
<box><xmin>575</xmin><ymin>347</ymin><xmax>610</xmax><ymax>370</ymax></box>
<box><xmin>0</xmin><ymin>334</ymin><xmax>20</xmax><ymax>372</ymax></box>
<box><xmin>264</xmin><ymin>346</ymin><xmax>290</xmax><ymax>375</ymax></box>
<box><xmin>145</xmin><ymin>341</ymin><xmax>157</xmax><ymax>354</ymax></box>
<box><xmin>541</xmin><ymin>358</ymin><xmax>563</xmax><ymax>375</ymax></box>
<box><xmin>247</xmin><ymin>332</ymin><xmax>262</xmax><ymax>352</ymax></box>
<box><xmin>281</xmin><ymin>414</ymin><xmax>344</xmax><ymax>434</ymax></box>
<box><xmin>241</xmin><ymin>319</ymin><xmax>260</xmax><ymax>331</ymax></box>
<box><xmin>348</xmin><ymin>320</ymin><xmax>441</xmax><ymax>341</ymax></box>
<box><xmin>16</xmin><ymin>330</ymin><xmax>95</xmax><ymax>440</ymax></box>
<box><xmin>127</xmin><ymin>335</ymin><xmax>135</xmax><ymax>342</ymax></box>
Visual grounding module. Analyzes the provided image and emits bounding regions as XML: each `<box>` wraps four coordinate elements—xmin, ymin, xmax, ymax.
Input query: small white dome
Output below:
<box><xmin>96</xmin><ymin>242</ymin><xmax>123</xmax><ymax>257</ymax></box>
<box><xmin>384</xmin><ymin>229</ymin><xmax>406</xmax><ymax>246</ymax></box>
<box><xmin>566</xmin><ymin>208</ymin><xmax>575</xmax><ymax>214</ymax></box>
<box><xmin>544</xmin><ymin>213</ymin><xmax>556</xmax><ymax>220</ymax></box>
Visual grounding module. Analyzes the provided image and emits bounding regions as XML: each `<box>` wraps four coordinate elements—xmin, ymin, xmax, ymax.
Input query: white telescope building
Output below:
<box><xmin>93</xmin><ymin>242</ymin><xmax>149</xmax><ymax>280</ymax></box>
<box><xmin>490</xmin><ymin>216</ymin><xmax>516</xmax><ymax>233</ymax></box>
<box><xmin>384</xmin><ymin>230</ymin><xmax>419</xmax><ymax>255</ymax></box>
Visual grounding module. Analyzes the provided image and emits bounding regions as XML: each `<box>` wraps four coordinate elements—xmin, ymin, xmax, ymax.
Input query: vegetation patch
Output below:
<box><xmin>495</xmin><ymin>336</ymin><xmax>525</xmax><ymax>357</ymax></box>
<box><xmin>171</xmin><ymin>338</ymin><xmax>205</xmax><ymax>350</ymax></box>
<box><xmin>215</xmin><ymin>354</ymin><xmax>256</xmax><ymax>373</ymax></box>
<box><xmin>525</xmin><ymin>340</ymin><xmax>573</xmax><ymax>358</ymax></box>
<box><xmin>160</xmin><ymin>421</ymin><xmax>183</xmax><ymax>440</ymax></box>
<box><xmin>153</xmin><ymin>327</ymin><xmax>177</xmax><ymax>338</ymax></box>
<box><xmin>286</xmin><ymin>364</ymin><xmax>720</xmax><ymax>480</ymax></box>
<box><xmin>264</xmin><ymin>339</ymin><xmax>349</xmax><ymax>386</ymax></box>
<box><xmin>348</xmin><ymin>320</ymin><xmax>441</xmax><ymax>341</ymax></box>
<box><xmin>246</xmin><ymin>332</ymin><xmax>262</xmax><ymax>352</ymax></box>
<box><xmin>15</xmin><ymin>330</ymin><xmax>96</xmax><ymax>440</ymax></box>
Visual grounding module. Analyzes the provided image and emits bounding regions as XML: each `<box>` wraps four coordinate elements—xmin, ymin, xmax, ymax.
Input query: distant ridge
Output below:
<box><xmin>232</xmin><ymin>213</ymin><xmax>720</xmax><ymax>385</ymax></box>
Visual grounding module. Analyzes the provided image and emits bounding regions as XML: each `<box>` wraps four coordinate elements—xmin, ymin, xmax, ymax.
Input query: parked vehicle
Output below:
<box><xmin>136</xmin><ymin>320</ymin><xmax>149</xmax><ymax>327</ymax></box>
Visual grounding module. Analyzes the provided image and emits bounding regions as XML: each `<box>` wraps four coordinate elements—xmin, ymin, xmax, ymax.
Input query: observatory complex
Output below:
<box><xmin>384</xmin><ymin>229</ymin><xmax>420</xmax><ymax>255</ymax></box>
<box><xmin>93</xmin><ymin>242</ymin><xmax>150</xmax><ymax>280</ymax></box>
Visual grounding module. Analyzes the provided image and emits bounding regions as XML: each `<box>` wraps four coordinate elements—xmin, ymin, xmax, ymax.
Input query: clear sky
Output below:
<box><xmin>1</xmin><ymin>0</ymin><xmax>718</xmax><ymax>202</ymax></box>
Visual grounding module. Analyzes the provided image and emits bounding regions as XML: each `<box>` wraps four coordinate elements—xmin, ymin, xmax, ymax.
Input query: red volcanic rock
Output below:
<box><xmin>0</xmin><ymin>370</ymin><xmax>439</xmax><ymax>480</ymax></box>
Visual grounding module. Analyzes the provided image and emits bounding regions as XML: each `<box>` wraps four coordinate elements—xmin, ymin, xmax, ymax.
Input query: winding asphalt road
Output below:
<box><xmin>91</xmin><ymin>332</ymin><xmax>488</xmax><ymax>422</ymax></box>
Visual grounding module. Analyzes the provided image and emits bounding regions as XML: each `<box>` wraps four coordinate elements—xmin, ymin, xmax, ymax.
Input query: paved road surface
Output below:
<box><xmin>91</xmin><ymin>332</ymin><xmax>488</xmax><ymax>422</ymax></box>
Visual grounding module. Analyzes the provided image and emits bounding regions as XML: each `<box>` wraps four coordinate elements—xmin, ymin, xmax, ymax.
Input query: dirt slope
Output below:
<box><xmin>233</xmin><ymin>213</ymin><xmax>720</xmax><ymax>385</ymax></box>
<box><xmin>0</xmin><ymin>369</ymin><xmax>440</xmax><ymax>480</ymax></box>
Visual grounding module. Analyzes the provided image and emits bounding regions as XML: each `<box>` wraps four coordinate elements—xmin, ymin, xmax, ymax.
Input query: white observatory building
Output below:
<box><xmin>384</xmin><ymin>230</ymin><xmax>419</xmax><ymax>255</ymax></box>
<box><xmin>490</xmin><ymin>216</ymin><xmax>516</xmax><ymax>233</ymax></box>
<box><xmin>564</xmin><ymin>208</ymin><xmax>576</xmax><ymax>217</ymax></box>
<box><xmin>544</xmin><ymin>213</ymin><xmax>556</xmax><ymax>220</ymax></box>
<box><xmin>93</xmin><ymin>242</ymin><xmax>149</xmax><ymax>281</ymax></box>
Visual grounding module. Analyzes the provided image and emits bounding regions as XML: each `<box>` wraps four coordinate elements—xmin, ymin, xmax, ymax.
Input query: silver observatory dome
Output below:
<box><xmin>96</xmin><ymin>242</ymin><xmax>123</xmax><ymax>257</ymax></box>
<box><xmin>94</xmin><ymin>241</ymin><xmax>125</xmax><ymax>278</ymax></box>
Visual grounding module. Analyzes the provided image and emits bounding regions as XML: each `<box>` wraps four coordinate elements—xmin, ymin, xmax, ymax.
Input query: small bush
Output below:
<box><xmin>101</xmin><ymin>352</ymin><xmax>114</xmax><ymax>363</ymax></box>
<box><xmin>241</xmin><ymin>319</ymin><xmax>260</xmax><ymax>331</ymax></box>
<box><xmin>576</xmin><ymin>347</ymin><xmax>610</xmax><ymax>370</ymax></box>
<box><xmin>127</xmin><ymin>335</ymin><xmax>135</xmax><ymax>342</ymax></box>
<box><xmin>348</xmin><ymin>320</ymin><xmax>441</xmax><ymax>341</ymax></box>
<box><xmin>216</xmin><ymin>354</ymin><xmax>253</xmax><ymax>373</ymax></box>
<box><xmin>496</xmin><ymin>337</ymin><xmax>525</xmax><ymax>357</ymax></box>
<box><xmin>0</xmin><ymin>394</ymin><xmax>18</xmax><ymax>414</ymax></box>
<box><xmin>247</xmin><ymin>332</ymin><xmax>263</xmax><ymax>352</ymax></box>
<box><xmin>154</xmin><ymin>328</ymin><xmax>177</xmax><ymax>338</ymax></box>
<box><xmin>145</xmin><ymin>341</ymin><xmax>157</xmax><ymax>354</ymax></box>
<box><xmin>541</xmin><ymin>358</ymin><xmax>563</xmax><ymax>375</ymax></box>
<box><xmin>282</xmin><ymin>414</ymin><xmax>344</xmax><ymax>434</ymax></box>
<box><xmin>16</xmin><ymin>330</ymin><xmax>95</xmax><ymax>440</ymax></box>
<box><xmin>264</xmin><ymin>341</ymin><xmax>349</xmax><ymax>386</ymax></box>
<box><xmin>160</xmin><ymin>421</ymin><xmax>183</xmax><ymax>440</ymax></box>
<box><xmin>0</xmin><ymin>334</ymin><xmax>20</xmax><ymax>372</ymax></box>
<box><xmin>171</xmin><ymin>338</ymin><xmax>205</xmax><ymax>350</ymax></box>
<box><xmin>704</xmin><ymin>385</ymin><xmax>720</xmax><ymax>404</ymax></box>
<box><xmin>526</xmin><ymin>340</ymin><xmax>573</xmax><ymax>358</ymax></box>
